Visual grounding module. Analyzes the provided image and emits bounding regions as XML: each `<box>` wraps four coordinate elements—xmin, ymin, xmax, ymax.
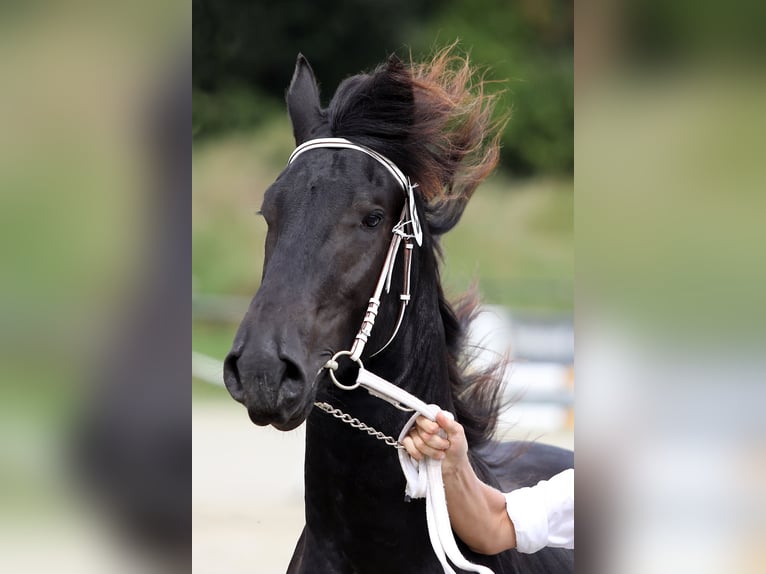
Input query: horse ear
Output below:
<box><xmin>287</xmin><ymin>54</ymin><xmax>324</xmax><ymax>145</ymax></box>
<box><xmin>426</xmin><ymin>197</ymin><xmax>470</xmax><ymax>236</ymax></box>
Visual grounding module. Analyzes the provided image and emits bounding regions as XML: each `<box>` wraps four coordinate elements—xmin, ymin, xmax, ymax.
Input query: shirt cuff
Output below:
<box><xmin>505</xmin><ymin>468</ymin><xmax>575</xmax><ymax>553</ymax></box>
<box><xmin>505</xmin><ymin>485</ymin><xmax>549</xmax><ymax>553</ymax></box>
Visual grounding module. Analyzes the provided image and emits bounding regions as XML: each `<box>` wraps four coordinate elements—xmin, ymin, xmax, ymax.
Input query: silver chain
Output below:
<box><xmin>314</xmin><ymin>401</ymin><xmax>404</xmax><ymax>450</ymax></box>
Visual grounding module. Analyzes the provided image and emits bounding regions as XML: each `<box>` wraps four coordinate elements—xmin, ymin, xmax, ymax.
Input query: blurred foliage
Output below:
<box><xmin>418</xmin><ymin>0</ymin><xmax>573</xmax><ymax>175</ymax></box>
<box><xmin>192</xmin><ymin>0</ymin><xmax>572</xmax><ymax>176</ymax></box>
<box><xmin>192</xmin><ymin>85</ymin><xmax>282</xmax><ymax>137</ymax></box>
<box><xmin>621</xmin><ymin>0</ymin><xmax>766</xmax><ymax>67</ymax></box>
<box><xmin>192</xmin><ymin>0</ymin><xmax>438</xmax><ymax>96</ymax></box>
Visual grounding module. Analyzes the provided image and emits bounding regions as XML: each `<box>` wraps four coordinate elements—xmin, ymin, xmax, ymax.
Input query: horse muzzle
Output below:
<box><xmin>223</xmin><ymin>346</ymin><xmax>312</xmax><ymax>431</ymax></box>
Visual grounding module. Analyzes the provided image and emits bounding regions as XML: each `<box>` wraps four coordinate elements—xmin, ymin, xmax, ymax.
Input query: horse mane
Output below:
<box><xmin>327</xmin><ymin>45</ymin><xmax>507</xmax><ymax>449</ymax></box>
<box><xmin>440</xmin><ymin>285</ymin><xmax>509</xmax><ymax>451</ymax></box>
<box><xmin>327</xmin><ymin>44</ymin><xmax>505</xmax><ymax>234</ymax></box>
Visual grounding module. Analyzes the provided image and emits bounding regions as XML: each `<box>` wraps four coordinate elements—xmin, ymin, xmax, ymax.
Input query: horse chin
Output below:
<box><xmin>271</xmin><ymin>416</ymin><xmax>306</xmax><ymax>432</ymax></box>
<box><xmin>247</xmin><ymin>400</ymin><xmax>312</xmax><ymax>431</ymax></box>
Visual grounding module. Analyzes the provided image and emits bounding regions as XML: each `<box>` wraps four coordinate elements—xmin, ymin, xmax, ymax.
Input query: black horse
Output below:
<box><xmin>223</xmin><ymin>48</ymin><xmax>574</xmax><ymax>573</ymax></box>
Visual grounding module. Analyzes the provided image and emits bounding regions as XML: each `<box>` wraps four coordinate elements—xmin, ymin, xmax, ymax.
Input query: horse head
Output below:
<box><xmin>224</xmin><ymin>49</ymin><xmax>500</xmax><ymax>430</ymax></box>
<box><xmin>223</xmin><ymin>56</ymin><xmax>410</xmax><ymax>430</ymax></box>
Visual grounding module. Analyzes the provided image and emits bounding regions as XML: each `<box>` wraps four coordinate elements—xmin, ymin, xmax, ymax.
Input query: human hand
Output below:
<box><xmin>401</xmin><ymin>411</ymin><xmax>468</xmax><ymax>474</ymax></box>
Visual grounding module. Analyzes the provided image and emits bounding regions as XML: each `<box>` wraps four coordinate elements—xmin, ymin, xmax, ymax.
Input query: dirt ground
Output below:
<box><xmin>192</xmin><ymin>400</ymin><xmax>574</xmax><ymax>574</ymax></box>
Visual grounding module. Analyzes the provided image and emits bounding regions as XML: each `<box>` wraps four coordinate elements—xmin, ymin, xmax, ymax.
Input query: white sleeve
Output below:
<box><xmin>504</xmin><ymin>468</ymin><xmax>574</xmax><ymax>553</ymax></box>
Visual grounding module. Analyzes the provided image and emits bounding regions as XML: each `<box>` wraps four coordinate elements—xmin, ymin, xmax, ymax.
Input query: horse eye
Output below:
<box><xmin>362</xmin><ymin>213</ymin><xmax>383</xmax><ymax>228</ymax></box>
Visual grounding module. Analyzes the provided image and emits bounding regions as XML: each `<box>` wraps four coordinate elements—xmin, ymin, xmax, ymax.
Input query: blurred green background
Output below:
<box><xmin>192</xmin><ymin>0</ymin><xmax>574</xmax><ymax>374</ymax></box>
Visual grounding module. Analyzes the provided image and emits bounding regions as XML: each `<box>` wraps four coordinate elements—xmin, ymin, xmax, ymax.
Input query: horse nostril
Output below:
<box><xmin>281</xmin><ymin>356</ymin><xmax>303</xmax><ymax>382</ymax></box>
<box><xmin>223</xmin><ymin>353</ymin><xmax>244</xmax><ymax>400</ymax></box>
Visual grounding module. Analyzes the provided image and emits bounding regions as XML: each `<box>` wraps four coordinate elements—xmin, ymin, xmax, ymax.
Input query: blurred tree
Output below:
<box><xmin>193</xmin><ymin>0</ymin><xmax>438</xmax><ymax>99</ymax></box>
<box><xmin>415</xmin><ymin>0</ymin><xmax>573</xmax><ymax>175</ymax></box>
<box><xmin>192</xmin><ymin>0</ymin><xmax>572</xmax><ymax>176</ymax></box>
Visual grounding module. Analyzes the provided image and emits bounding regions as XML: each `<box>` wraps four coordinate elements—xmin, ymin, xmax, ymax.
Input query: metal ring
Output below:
<box><xmin>324</xmin><ymin>350</ymin><xmax>363</xmax><ymax>390</ymax></box>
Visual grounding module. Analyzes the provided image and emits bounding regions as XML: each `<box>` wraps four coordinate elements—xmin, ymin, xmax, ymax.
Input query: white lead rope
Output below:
<box><xmin>354</xmin><ymin>368</ymin><xmax>495</xmax><ymax>574</ymax></box>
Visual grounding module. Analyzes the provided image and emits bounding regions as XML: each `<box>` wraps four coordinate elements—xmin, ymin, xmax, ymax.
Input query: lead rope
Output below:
<box><xmin>290</xmin><ymin>138</ymin><xmax>493</xmax><ymax>574</ymax></box>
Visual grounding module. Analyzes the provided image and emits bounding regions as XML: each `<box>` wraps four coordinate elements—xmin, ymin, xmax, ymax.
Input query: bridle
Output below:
<box><xmin>286</xmin><ymin>138</ymin><xmax>494</xmax><ymax>574</ymax></box>
<box><xmin>288</xmin><ymin>137</ymin><xmax>422</xmax><ymax>374</ymax></box>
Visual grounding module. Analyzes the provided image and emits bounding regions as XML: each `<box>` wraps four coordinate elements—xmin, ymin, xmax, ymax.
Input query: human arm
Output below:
<box><xmin>401</xmin><ymin>411</ymin><xmax>516</xmax><ymax>554</ymax></box>
<box><xmin>402</xmin><ymin>412</ymin><xmax>575</xmax><ymax>554</ymax></box>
